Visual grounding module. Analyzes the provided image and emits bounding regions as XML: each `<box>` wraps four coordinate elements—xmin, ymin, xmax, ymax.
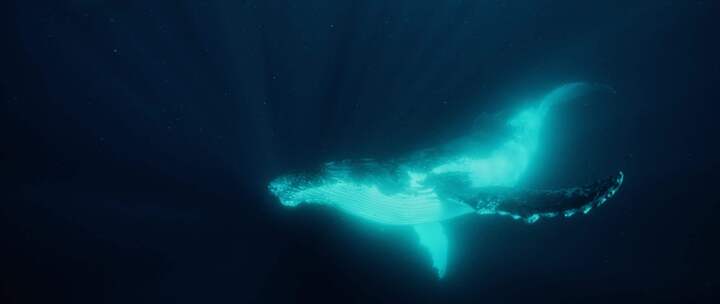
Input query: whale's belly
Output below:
<box><xmin>297</xmin><ymin>181</ymin><xmax>472</xmax><ymax>225</ymax></box>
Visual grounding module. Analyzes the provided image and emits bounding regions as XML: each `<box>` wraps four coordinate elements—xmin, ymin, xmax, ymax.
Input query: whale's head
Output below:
<box><xmin>268</xmin><ymin>174</ymin><xmax>309</xmax><ymax>207</ymax></box>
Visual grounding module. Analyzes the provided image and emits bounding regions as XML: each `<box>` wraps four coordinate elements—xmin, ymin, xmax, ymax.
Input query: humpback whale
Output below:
<box><xmin>268</xmin><ymin>83</ymin><xmax>623</xmax><ymax>278</ymax></box>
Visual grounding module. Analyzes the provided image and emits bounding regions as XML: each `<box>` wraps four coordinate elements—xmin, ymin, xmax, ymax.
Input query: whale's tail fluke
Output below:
<box><xmin>507</xmin><ymin>82</ymin><xmax>615</xmax><ymax>150</ymax></box>
<box><xmin>473</xmin><ymin>82</ymin><xmax>614</xmax><ymax>188</ymax></box>
<box><xmin>535</xmin><ymin>82</ymin><xmax>615</xmax><ymax>115</ymax></box>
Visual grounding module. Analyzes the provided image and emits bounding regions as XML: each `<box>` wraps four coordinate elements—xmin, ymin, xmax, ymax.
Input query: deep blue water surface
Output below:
<box><xmin>2</xmin><ymin>1</ymin><xmax>719</xmax><ymax>303</ymax></box>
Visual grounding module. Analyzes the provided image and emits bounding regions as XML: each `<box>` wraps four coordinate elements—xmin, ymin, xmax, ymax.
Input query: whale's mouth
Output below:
<box><xmin>472</xmin><ymin>171</ymin><xmax>624</xmax><ymax>223</ymax></box>
<box><xmin>268</xmin><ymin>175</ymin><xmax>306</xmax><ymax>207</ymax></box>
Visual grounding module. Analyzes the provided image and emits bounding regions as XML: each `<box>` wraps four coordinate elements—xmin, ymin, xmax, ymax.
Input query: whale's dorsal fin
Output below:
<box><xmin>413</xmin><ymin>222</ymin><xmax>448</xmax><ymax>278</ymax></box>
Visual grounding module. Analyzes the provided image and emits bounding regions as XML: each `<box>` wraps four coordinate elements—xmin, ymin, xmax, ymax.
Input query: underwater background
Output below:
<box><xmin>2</xmin><ymin>0</ymin><xmax>719</xmax><ymax>303</ymax></box>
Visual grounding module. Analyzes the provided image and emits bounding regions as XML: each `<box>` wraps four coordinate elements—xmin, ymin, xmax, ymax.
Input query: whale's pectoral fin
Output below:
<box><xmin>413</xmin><ymin>222</ymin><xmax>448</xmax><ymax>278</ymax></box>
<box><xmin>472</xmin><ymin>171</ymin><xmax>624</xmax><ymax>222</ymax></box>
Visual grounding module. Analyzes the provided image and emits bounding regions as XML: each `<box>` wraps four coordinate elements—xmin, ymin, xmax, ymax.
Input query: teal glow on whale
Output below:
<box><xmin>268</xmin><ymin>83</ymin><xmax>624</xmax><ymax>278</ymax></box>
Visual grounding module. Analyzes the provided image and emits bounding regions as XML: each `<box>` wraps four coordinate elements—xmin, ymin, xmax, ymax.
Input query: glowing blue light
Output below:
<box><xmin>526</xmin><ymin>214</ymin><xmax>541</xmax><ymax>224</ymax></box>
<box><xmin>414</xmin><ymin>223</ymin><xmax>448</xmax><ymax>278</ymax></box>
<box><xmin>268</xmin><ymin>83</ymin><xmax>622</xmax><ymax>278</ymax></box>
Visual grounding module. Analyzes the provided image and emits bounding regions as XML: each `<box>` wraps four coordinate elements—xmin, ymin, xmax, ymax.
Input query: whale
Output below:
<box><xmin>268</xmin><ymin>82</ymin><xmax>623</xmax><ymax>278</ymax></box>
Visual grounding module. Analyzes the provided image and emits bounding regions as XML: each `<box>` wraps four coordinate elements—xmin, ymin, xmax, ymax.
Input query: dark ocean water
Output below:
<box><xmin>2</xmin><ymin>1</ymin><xmax>719</xmax><ymax>303</ymax></box>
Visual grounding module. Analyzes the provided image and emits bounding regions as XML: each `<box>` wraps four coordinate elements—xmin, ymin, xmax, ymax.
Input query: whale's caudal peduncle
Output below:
<box><xmin>268</xmin><ymin>83</ymin><xmax>623</xmax><ymax>278</ymax></box>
